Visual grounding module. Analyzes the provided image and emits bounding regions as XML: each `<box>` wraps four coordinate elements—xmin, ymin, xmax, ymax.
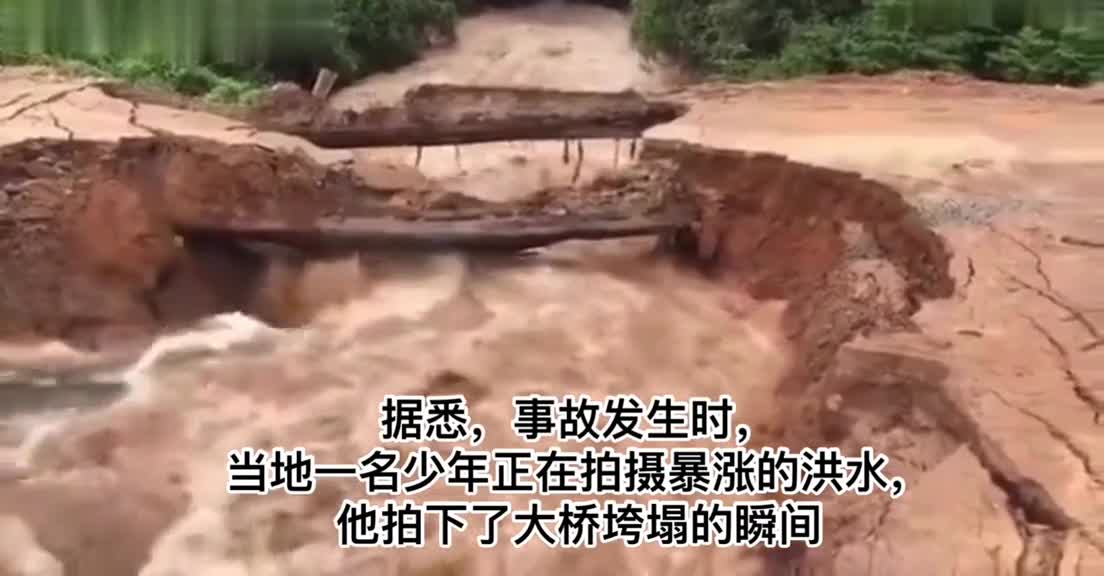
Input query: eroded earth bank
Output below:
<box><xmin>1</xmin><ymin>7</ymin><xmax>1104</xmax><ymax>575</ymax></box>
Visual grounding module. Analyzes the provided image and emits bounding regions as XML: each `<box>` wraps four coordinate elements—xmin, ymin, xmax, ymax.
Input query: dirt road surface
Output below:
<box><xmin>1</xmin><ymin>3</ymin><xmax>1104</xmax><ymax>575</ymax></box>
<box><xmin>658</xmin><ymin>74</ymin><xmax>1104</xmax><ymax>575</ymax></box>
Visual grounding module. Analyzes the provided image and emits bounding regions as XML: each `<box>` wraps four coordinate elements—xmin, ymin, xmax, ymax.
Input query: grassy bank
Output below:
<box><xmin>0</xmin><ymin>0</ymin><xmax>462</xmax><ymax>104</ymax></box>
<box><xmin>0</xmin><ymin>51</ymin><xmax>271</xmax><ymax>105</ymax></box>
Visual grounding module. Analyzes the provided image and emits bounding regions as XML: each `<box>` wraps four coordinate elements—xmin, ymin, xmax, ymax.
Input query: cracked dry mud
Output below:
<box><xmin>1</xmin><ymin>45</ymin><xmax>1104</xmax><ymax>576</ymax></box>
<box><xmin>650</xmin><ymin>73</ymin><xmax>1104</xmax><ymax>575</ymax></box>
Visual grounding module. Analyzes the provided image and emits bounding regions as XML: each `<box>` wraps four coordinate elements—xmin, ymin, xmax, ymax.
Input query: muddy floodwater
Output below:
<box><xmin>3</xmin><ymin>3</ymin><xmax>1104</xmax><ymax>576</ymax></box>
<box><xmin>0</xmin><ymin>245</ymin><xmax>796</xmax><ymax>575</ymax></box>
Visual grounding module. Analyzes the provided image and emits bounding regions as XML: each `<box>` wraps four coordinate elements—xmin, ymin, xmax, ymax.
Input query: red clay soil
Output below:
<box><xmin>0</xmin><ymin>130</ymin><xmax>972</xmax><ymax>575</ymax></box>
<box><xmin>642</xmin><ymin>140</ymin><xmax>953</xmax><ymax>388</ymax></box>
<box><xmin>0</xmin><ymin>133</ymin><xmax>954</xmax><ymax>363</ymax></box>
<box><xmin>0</xmin><ymin>136</ymin><xmax>398</xmax><ymax>348</ymax></box>
<box><xmin>0</xmin><ymin>136</ymin><xmax>689</xmax><ymax>349</ymax></box>
<box><xmin>641</xmin><ymin>140</ymin><xmax>959</xmax><ymax>572</ymax></box>
<box><xmin>643</xmin><ymin>140</ymin><xmax>1075</xmax><ymax>574</ymax></box>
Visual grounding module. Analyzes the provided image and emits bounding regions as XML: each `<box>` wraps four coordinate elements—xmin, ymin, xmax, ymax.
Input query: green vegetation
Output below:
<box><xmin>334</xmin><ymin>0</ymin><xmax>459</xmax><ymax>73</ymax></box>
<box><xmin>0</xmin><ymin>0</ymin><xmax>466</xmax><ymax>103</ymax></box>
<box><xmin>1</xmin><ymin>0</ymin><xmax>1103</xmax><ymax>101</ymax></box>
<box><xmin>0</xmin><ymin>51</ymin><xmax>271</xmax><ymax>105</ymax></box>
<box><xmin>631</xmin><ymin>0</ymin><xmax>1104</xmax><ymax>85</ymax></box>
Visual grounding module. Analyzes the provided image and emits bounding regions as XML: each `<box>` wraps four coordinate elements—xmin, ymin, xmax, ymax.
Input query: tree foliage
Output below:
<box><xmin>631</xmin><ymin>0</ymin><xmax>1104</xmax><ymax>85</ymax></box>
<box><xmin>1</xmin><ymin>0</ymin><xmax>1102</xmax><ymax>94</ymax></box>
<box><xmin>0</xmin><ymin>0</ymin><xmax>465</xmax><ymax>81</ymax></box>
<box><xmin>334</xmin><ymin>0</ymin><xmax>458</xmax><ymax>74</ymax></box>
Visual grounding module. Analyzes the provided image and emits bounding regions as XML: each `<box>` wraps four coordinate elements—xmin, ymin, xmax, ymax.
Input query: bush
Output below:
<box><xmin>990</xmin><ymin>27</ymin><xmax>1096</xmax><ymax>85</ymax></box>
<box><xmin>633</xmin><ymin>0</ymin><xmax>796</xmax><ymax>70</ymax></box>
<box><xmin>631</xmin><ymin>0</ymin><xmax>869</xmax><ymax>69</ymax></box>
<box><xmin>0</xmin><ymin>0</ymin><xmax>466</xmax><ymax>91</ymax></box>
<box><xmin>334</xmin><ymin>0</ymin><xmax>459</xmax><ymax>75</ymax></box>
<box><xmin>631</xmin><ymin>0</ymin><xmax>1104</xmax><ymax>86</ymax></box>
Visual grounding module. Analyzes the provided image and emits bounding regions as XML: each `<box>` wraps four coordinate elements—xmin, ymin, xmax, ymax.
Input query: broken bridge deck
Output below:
<box><xmin>177</xmin><ymin>209</ymin><xmax>696</xmax><ymax>252</ymax></box>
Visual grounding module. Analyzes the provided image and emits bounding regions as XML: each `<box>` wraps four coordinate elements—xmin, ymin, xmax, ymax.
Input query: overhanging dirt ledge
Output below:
<box><xmin>0</xmin><ymin>134</ymin><xmax>695</xmax><ymax>347</ymax></box>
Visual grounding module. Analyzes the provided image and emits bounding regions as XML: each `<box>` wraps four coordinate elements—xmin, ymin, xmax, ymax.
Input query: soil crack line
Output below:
<box><xmin>46</xmin><ymin>110</ymin><xmax>73</xmax><ymax>141</ymax></box>
<box><xmin>911</xmin><ymin>392</ymin><xmax>1076</xmax><ymax>574</ymax></box>
<box><xmin>0</xmin><ymin>84</ymin><xmax>93</xmax><ymax>122</ymax></box>
<box><xmin>961</xmin><ymin>256</ymin><xmax>976</xmax><ymax>293</ymax></box>
<box><xmin>924</xmin><ymin>378</ymin><xmax>1076</xmax><ymax>547</ymax></box>
<box><xmin>987</xmin><ymin>388</ymin><xmax>1103</xmax><ymax>488</ymax></box>
<box><xmin>0</xmin><ymin>91</ymin><xmax>31</xmax><ymax>111</ymax></box>
<box><xmin>993</xmin><ymin>226</ymin><xmax>1102</xmax><ymax>344</ymax></box>
<box><xmin>863</xmin><ymin>496</ymin><xmax>894</xmax><ymax>549</ymax></box>
<box><xmin>1083</xmin><ymin>339</ymin><xmax>1104</xmax><ymax>353</ymax></box>
<box><xmin>1002</xmin><ymin>269</ymin><xmax>1100</xmax><ymax>341</ymax></box>
<box><xmin>124</xmin><ymin>100</ymin><xmax>163</xmax><ymax>137</ymax></box>
<box><xmin>993</xmin><ymin>226</ymin><xmax>1053</xmax><ymax>293</ymax></box>
<box><xmin>973</xmin><ymin>439</ymin><xmax>1074</xmax><ymax>530</ymax></box>
<box><xmin>1023</xmin><ymin>314</ymin><xmax>1104</xmax><ymax>424</ymax></box>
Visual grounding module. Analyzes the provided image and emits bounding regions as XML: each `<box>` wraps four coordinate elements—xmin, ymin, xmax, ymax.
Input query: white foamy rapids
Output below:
<box><xmin>121</xmin><ymin>312</ymin><xmax>281</xmax><ymax>406</ymax></box>
<box><xmin>12</xmin><ymin>248</ymin><xmax>791</xmax><ymax>576</ymax></box>
<box><xmin>131</xmin><ymin>249</ymin><xmax>789</xmax><ymax>576</ymax></box>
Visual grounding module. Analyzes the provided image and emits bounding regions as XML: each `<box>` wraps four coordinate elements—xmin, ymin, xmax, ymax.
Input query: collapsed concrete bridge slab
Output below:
<box><xmin>244</xmin><ymin>83</ymin><xmax>689</xmax><ymax>148</ymax></box>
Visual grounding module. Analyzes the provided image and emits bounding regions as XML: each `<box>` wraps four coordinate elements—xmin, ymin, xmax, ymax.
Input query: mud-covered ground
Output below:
<box><xmin>2</xmin><ymin>3</ymin><xmax>1104</xmax><ymax>576</ymax></box>
<box><xmin>652</xmin><ymin>71</ymin><xmax>1104</xmax><ymax>574</ymax></box>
